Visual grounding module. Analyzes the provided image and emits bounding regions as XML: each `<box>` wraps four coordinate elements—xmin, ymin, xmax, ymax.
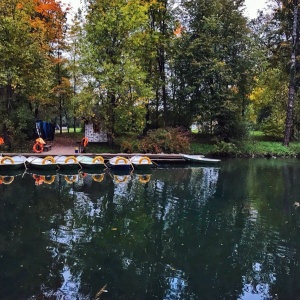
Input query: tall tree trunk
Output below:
<box><xmin>284</xmin><ymin>0</ymin><xmax>298</xmax><ymax>146</ymax></box>
<box><xmin>73</xmin><ymin>41</ymin><xmax>77</xmax><ymax>133</ymax></box>
<box><xmin>158</xmin><ymin>44</ymin><xmax>167</xmax><ymax>126</ymax></box>
<box><xmin>107</xmin><ymin>93</ymin><xmax>116</xmax><ymax>146</ymax></box>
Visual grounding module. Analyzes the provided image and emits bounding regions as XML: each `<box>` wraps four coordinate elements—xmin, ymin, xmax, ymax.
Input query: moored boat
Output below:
<box><xmin>129</xmin><ymin>155</ymin><xmax>153</xmax><ymax>170</ymax></box>
<box><xmin>77</xmin><ymin>155</ymin><xmax>106</xmax><ymax>169</ymax></box>
<box><xmin>54</xmin><ymin>155</ymin><xmax>80</xmax><ymax>170</ymax></box>
<box><xmin>108</xmin><ymin>156</ymin><xmax>131</xmax><ymax>170</ymax></box>
<box><xmin>0</xmin><ymin>155</ymin><xmax>27</xmax><ymax>171</ymax></box>
<box><xmin>181</xmin><ymin>154</ymin><xmax>221</xmax><ymax>164</ymax></box>
<box><xmin>26</xmin><ymin>156</ymin><xmax>57</xmax><ymax>170</ymax></box>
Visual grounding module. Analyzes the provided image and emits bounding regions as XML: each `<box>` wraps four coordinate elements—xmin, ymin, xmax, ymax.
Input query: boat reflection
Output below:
<box><xmin>134</xmin><ymin>169</ymin><xmax>153</xmax><ymax>184</ymax></box>
<box><xmin>32</xmin><ymin>174</ymin><xmax>56</xmax><ymax>185</ymax></box>
<box><xmin>0</xmin><ymin>166</ymin><xmax>156</xmax><ymax>186</ymax></box>
<box><xmin>79</xmin><ymin>169</ymin><xmax>106</xmax><ymax>183</ymax></box>
<box><xmin>27</xmin><ymin>169</ymin><xmax>57</xmax><ymax>185</ymax></box>
<box><xmin>0</xmin><ymin>170</ymin><xmax>24</xmax><ymax>185</ymax></box>
<box><xmin>108</xmin><ymin>169</ymin><xmax>132</xmax><ymax>184</ymax></box>
<box><xmin>0</xmin><ymin>175</ymin><xmax>15</xmax><ymax>185</ymax></box>
<box><xmin>137</xmin><ymin>174</ymin><xmax>151</xmax><ymax>183</ymax></box>
<box><xmin>56</xmin><ymin>169</ymin><xmax>80</xmax><ymax>184</ymax></box>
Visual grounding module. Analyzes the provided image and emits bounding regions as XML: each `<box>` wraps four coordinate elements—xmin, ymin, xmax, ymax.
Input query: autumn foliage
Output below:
<box><xmin>0</xmin><ymin>0</ymin><xmax>69</xmax><ymax>148</ymax></box>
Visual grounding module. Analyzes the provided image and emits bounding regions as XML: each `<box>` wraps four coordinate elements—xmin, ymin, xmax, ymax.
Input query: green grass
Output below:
<box><xmin>189</xmin><ymin>131</ymin><xmax>300</xmax><ymax>157</ymax></box>
<box><xmin>239</xmin><ymin>141</ymin><xmax>296</xmax><ymax>157</ymax></box>
<box><xmin>55</xmin><ymin>127</ymin><xmax>82</xmax><ymax>133</ymax></box>
<box><xmin>190</xmin><ymin>142</ymin><xmax>215</xmax><ymax>155</ymax></box>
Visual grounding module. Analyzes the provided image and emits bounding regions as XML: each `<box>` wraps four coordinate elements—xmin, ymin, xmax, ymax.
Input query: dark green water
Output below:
<box><xmin>1</xmin><ymin>158</ymin><xmax>300</xmax><ymax>299</ymax></box>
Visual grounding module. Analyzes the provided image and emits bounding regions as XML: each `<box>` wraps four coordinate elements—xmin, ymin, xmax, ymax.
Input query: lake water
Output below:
<box><xmin>1</xmin><ymin>158</ymin><xmax>300</xmax><ymax>299</ymax></box>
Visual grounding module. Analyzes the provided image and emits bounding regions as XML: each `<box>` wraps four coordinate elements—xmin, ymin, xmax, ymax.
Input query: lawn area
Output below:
<box><xmin>55</xmin><ymin>127</ymin><xmax>82</xmax><ymax>133</ymax></box>
<box><xmin>190</xmin><ymin>131</ymin><xmax>300</xmax><ymax>157</ymax></box>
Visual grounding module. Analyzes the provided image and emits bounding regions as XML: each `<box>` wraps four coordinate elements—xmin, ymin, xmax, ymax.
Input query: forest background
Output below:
<box><xmin>1</xmin><ymin>0</ymin><xmax>300</xmax><ymax>157</ymax></box>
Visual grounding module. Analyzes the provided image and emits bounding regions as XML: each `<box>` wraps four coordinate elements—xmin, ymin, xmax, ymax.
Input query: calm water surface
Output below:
<box><xmin>1</xmin><ymin>158</ymin><xmax>300</xmax><ymax>299</ymax></box>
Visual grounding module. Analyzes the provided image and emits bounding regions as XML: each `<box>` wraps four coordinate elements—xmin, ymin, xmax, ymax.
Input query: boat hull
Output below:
<box><xmin>79</xmin><ymin>162</ymin><xmax>105</xmax><ymax>169</ymax></box>
<box><xmin>182</xmin><ymin>154</ymin><xmax>220</xmax><ymax>164</ymax></box>
<box><xmin>27</xmin><ymin>163</ymin><xmax>58</xmax><ymax>170</ymax></box>
<box><xmin>0</xmin><ymin>163</ymin><xmax>25</xmax><ymax>171</ymax></box>
<box><xmin>55</xmin><ymin>155</ymin><xmax>80</xmax><ymax>170</ymax></box>
<box><xmin>131</xmin><ymin>163</ymin><xmax>153</xmax><ymax>170</ymax></box>
<box><xmin>109</xmin><ymin>164</ymin><xmax>131</xmax><ymax>170</ymax></box>
<box><xmin>57</xmin><ymin>163</ymin><xmax>80</xmax><ymax>170</ymax></box>
<box><xmin>0</xmin><ymin>156</ymin><xmax>27</xmax><ymax>171</ymax></box>
<box><xmin>77</xmin><ymin>155</ymin><xmax>106</xmax><ymax>169</ymax></box>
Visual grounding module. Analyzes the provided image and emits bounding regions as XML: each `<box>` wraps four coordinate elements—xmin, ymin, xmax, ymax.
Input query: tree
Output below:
<box><xmin>283</xmin><ymin>0</ymin><xmax>299</xmax><ymax>146</ymax></box>
<box><xmin>66</xmin><ymin>10</ymin><xmax>85</xmax><ymax>132</ymax></box>
<box><xmin>168</xmin><ymin>0</ymin><xmax>255</xmax><ymax>138</ymax></box>
<box><xmin>82</xmin><ymin>0</ymin><xmax>153</xmax><ymax>144</ymax></box>
<box><xmin>0</xmin><ymin>0</ymin><xmax>69</xmax><ymax>147</ymax></box>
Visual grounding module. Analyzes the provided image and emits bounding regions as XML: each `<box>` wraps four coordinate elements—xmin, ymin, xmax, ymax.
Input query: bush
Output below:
<box><xmin>213</xmin><ymin>141</ymin><xmax>239</xmax><ymax>156</ymax></box>
<box><xmin>214</xmin><ymin>110</ymin><xmax>249</xmax><ymax>142</ymax></box>
<box><xmin>261</xmin><ymin>115</ymin><xmax>284</xmax><ymax>141</ymax></box>
<box><xmin>137</xmin><ymin>127</ymin><xmax>190</xmax><ymax>154</ymax></box>
<box><xmin>119</xmin><ymin>139</ymin><xmax>139</xmax><ymax>153</ymax></box>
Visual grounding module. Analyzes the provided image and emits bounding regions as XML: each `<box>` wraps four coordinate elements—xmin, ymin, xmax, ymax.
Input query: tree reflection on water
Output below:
<box><xmin>1</xmin><ymin>159</ymin><xmax>300</xmax><ymax>299</ymax></box>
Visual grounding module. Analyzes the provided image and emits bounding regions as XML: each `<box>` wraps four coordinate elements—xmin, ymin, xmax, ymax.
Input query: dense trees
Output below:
<box><xmin>0</xmin><ymin>0</ymin><xmax>68</xmax><ymax>148</ymax></box>
<box><xmin>80</xmin><ymin>0</ymin><xmax>254</xmax><ymax>143</ymax></box>
<box><xmin>1</xmin><ymin>0</ymin><xmax>300</xmax><ymax>147</ymax></box>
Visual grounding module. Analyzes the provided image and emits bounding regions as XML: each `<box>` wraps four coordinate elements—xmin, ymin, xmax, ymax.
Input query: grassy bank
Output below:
<box><xmin>190</xmin><ymin>131</ymin><xmax>300</xmax><ymax>157</ymax></box>
<box><xmin>86</xmin><ymin>131</ymin><xmax>300</xmax><ymax>157</ymax></box>
<box><xmin>190</xmin><ymin>140</ymin><xmax>300</xmax><ymax>157</ymax></box>
<box><xmin>4</xmin><ymin>131</ymin><xmax>300</xmax><ymax>157</ymax></box>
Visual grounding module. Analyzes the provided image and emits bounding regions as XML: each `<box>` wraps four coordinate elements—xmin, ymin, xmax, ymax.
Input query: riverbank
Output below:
<box><xmin>2</xmin><ymin>132</ymin><xmax>300</xmax><ymax>158</ymax></box>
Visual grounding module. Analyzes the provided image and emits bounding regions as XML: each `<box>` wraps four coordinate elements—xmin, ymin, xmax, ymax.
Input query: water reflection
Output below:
<box><xmin>2</xmin><ymin>159</ymin><xmax>300</xmax><ymax>299</ymax></box>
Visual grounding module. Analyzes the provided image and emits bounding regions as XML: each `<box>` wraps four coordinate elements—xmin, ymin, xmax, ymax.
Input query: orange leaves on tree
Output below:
<box><xmin>29</xmin><ymin>0</ymin><xmax>67</xmax><ymax>46</ymax></box>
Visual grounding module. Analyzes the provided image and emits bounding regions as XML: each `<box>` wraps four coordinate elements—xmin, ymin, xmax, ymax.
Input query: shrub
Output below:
<box><xmin>213</xmin><ymin>141</ymin><xmax>239</xmax><ymax>156</ymax></box>
<box><xmin>214</xmin><ymin>110</ymin><xmax>249</xmax><ymax>142</ymax></box>
<box><xmin>137</xmin><ymin>127</ymin><xmax>190</xmax><ymax>154</ymax></box>
<box><xmin>261</xmin><ymin>114</ymin><xmax>284</xmax><ymax>141</ymax></box>
<box><xmin>119</xmin><ymin>139</ymin><xmax>139</xmax><ymax>153</ymax></box>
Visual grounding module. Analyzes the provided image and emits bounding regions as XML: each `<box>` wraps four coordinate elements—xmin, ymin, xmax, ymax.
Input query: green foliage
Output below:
<box><xmin>190</xmin><ymin>142</ymin><xmax>215</xmax><ymax>155</ymax></box>
<box><xmin>82</xmin><ymin>0</ymin><xmax>154</xmax><ymax>142</ymax></box>
<box><xmin>214</xmin><ymin>110</ymin><xmax>249</xmax><ymax>142</ymax></box>
<box><xmin>248</xmin><ymin>68</ymin><xmax>289</xmax><ymax>139</ymax></box>
<box><xmin>114</xmin><ymin>103</ymin><xmax>147</xmax><ymax>135</ymax></box>
<box><xmin>213</xmin><ymin>141</ymin><xmax>239</xmax><ymax>156</ymax></box>
<box><xmin>169</xmin><ymin>0</ymin><xmax>255</xmax><ymax>130</ymax></box>
<box><xmin>116</xmin><ymin>137</ymin><xmax>139</xmax><ymax>153</ymax></box>
<box><xmin>137</xmin><ymin>127</ymin><xmax>190</xmax><ymax>153</ymax></box>
<box><xmin>261</xmin><ymin>115</ymin><xmax>285</xmax><ymax>141</ymax></box>
<box><xmin>0</xmin><ymin>0</ymin><xmax>69</xmax><ymax>148</ymax></box>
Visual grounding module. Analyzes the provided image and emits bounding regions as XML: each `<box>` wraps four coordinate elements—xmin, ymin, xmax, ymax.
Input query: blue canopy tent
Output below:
<box><xmin>35</xmin><ymin>121</ymin><xmax>55</xmax><ymax>141</ymax></box>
